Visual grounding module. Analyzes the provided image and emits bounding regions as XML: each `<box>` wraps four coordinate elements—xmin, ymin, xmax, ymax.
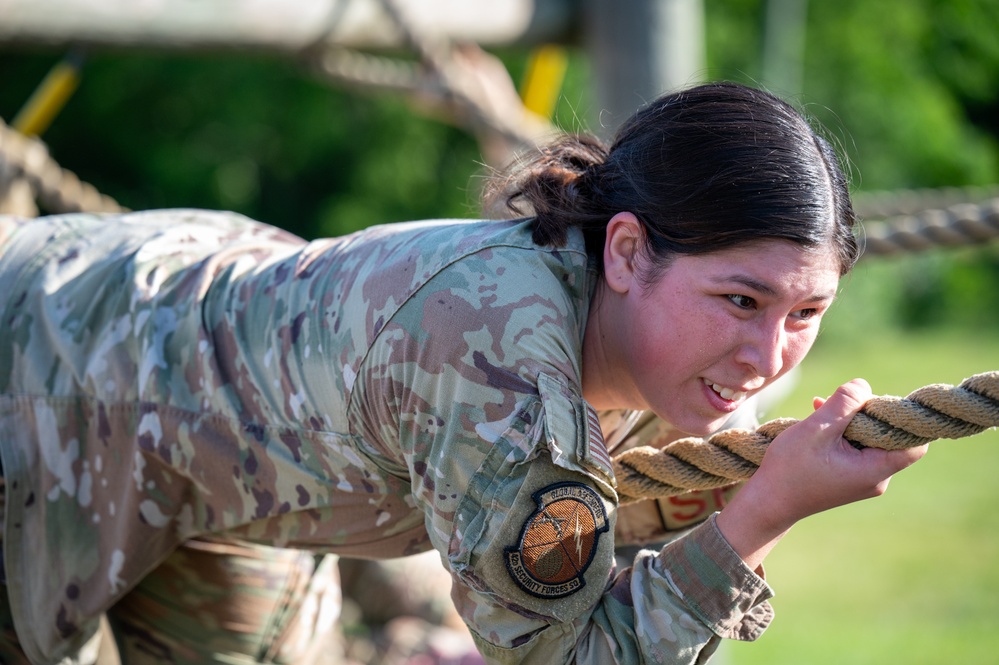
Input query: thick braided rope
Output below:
<box><xmin>612</xmin><ymin>371</ymin><xmax>999</xmax><ymax>503</ymax></box>
<box><xmin>0</xmin><ymin>117</ymin><xmax>124</xmax><ymax>214</ymax></box>
<box><xmin>861</xmin><ymin>198</ymin><xmax>999</xmax><ymax>257</ymax></box>
<box><xmin>372</xmin><ymin>0</ymin><xmax>547</xmax><ymax>150</ymax></box>
<box><xmin>855</xmin><ymin>185</ymin><xmax>999</xmax><ymax>220</ymax></box>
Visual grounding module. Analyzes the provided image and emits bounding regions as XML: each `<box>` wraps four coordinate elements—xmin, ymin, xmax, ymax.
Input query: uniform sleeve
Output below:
<box><xmin>350</xmin><ymin>247</ymin><xmax>775</xmax><ymax>664</ymax></box>
<box><xmin>447</xmin><ymin>375</ymin><xmax>774</xmax><ymax>665</ymax></box>
<box><xmin>364</xmin><ymin>359</ymin><xmax>774</xmax><ymax>664</ymax></box>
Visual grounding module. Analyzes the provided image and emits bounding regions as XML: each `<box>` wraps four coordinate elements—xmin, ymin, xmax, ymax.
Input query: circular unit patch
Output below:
<box><xmin>504</xmin><ymin>481</ymin><xmax>609</xmax><ymax>599</ymax></box>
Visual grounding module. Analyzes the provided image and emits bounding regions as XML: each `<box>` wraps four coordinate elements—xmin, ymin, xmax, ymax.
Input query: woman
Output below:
<box><xmin>0</xmin><ymin>82</ymin><xmax>926</xmax><ymax>664</ymax></box>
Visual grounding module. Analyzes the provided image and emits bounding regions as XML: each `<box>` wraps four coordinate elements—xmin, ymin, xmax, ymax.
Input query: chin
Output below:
<box><xmin>657</xmin><ymin>414</ymin><xmax>727</xmax><ymax>439</ymax></box>
<box><xmin>680</xmin><ymin>423</ymin><xmax>723</xmax><ymax>439</ymax></box>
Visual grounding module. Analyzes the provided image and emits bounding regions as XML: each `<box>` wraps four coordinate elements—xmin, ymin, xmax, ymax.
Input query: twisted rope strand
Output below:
<box><xmin>0</xmin><ymin>117</ymin><xmax>124</xmax><ymax>214</ymax></box>
<box><xmin>861</xmin><ymin>198</ymin><xmax>999</xmax><ymax>257</ymax></box>
<box><xmin>855</xmin><ymin>185</ymin><xmax>999</xmax><ymax>219</ymax></box>
<box><xmin>612</xmin><ymin>371</ymin><xmax>999</xmax><ymax>503</ymax></box>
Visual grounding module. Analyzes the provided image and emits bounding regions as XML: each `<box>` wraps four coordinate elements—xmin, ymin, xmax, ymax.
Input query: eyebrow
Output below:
<box><xmin>717</xmin><ymin>274</ymin><xmax>837</xmax><ymax>303</ymax></box>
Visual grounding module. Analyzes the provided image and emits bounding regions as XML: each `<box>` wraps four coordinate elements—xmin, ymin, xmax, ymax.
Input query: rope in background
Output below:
<box><xmin>612</xmin><ymin>371</ymin><xmax>999</xmax><ymax>503</ymax></box>
<box><xmin>5</xmin><ymin>101</ymin><xmax>997</xmax><ymax>250</ymax></box>
<box><xmin>0</xmin><ymin>116</ymin><xmax>124</xmax><ymax>215</ymax></box>
<box><xmin>309</xmin><ymin>0</ymin><xmax>553</xmax><ymax>166</ymax></box>
<box><xmin>854</xmin><ymin>185</ymin><xmax>999</xmax><ymax>219</ymax></box>
<box><xmin>861</xmin><ymin>196</ymin><xmax>999</xmax><ymax>257</ymax></box>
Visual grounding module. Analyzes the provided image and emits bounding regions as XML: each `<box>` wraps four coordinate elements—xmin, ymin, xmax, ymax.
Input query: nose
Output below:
<box><xmin>734</xmin><ymin>317</ymin><xmax>786</xmax><ymax>379</ymax></box>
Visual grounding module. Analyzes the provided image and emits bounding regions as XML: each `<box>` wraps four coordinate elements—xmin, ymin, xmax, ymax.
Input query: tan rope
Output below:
<box><xmin>861</xmin><ymin>197</ymin><xmax>999</xmax><ymax>257</ymax></box>
<box><xmin>310</xmin><ymin>0</ymin><xmax>555</xmax><ymax>167</ymax></box>
<box><xmin>855</xmin><ymin>185</ymin><xmax>999</xmax><ymax>220</ymax></box>
<box><xmin>612</xmin><ymin>371</ymin><xmax>999</xmax><ymax>503</ymax></box>
<box><xmin>0</xmin><ymin>116</ymin><xmax>125</xmax><ymax>215</ymax></box>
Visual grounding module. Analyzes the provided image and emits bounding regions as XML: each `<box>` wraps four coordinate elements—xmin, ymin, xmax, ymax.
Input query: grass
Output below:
<box><xmin>726</xmin><ymin>328</ymin><xmax>999</xmax><ymax>665</ymax></box>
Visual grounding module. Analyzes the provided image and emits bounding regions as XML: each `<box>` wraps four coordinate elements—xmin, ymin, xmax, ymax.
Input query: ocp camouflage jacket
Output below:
<box><xmin>0</xmin><ymin>210</ymin><xmax>772</xmax><ymax>664</ymax></box>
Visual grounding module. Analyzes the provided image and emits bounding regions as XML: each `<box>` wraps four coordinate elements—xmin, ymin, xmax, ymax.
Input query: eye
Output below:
<box><xmin>793</xmin><ymin>305</ymin><xmax>830</xmax><ymax>323</ymax></box>
<box><xmin>796</xmin><ymin>307</ymin><xmax>818</xmax><ymax>321</ymax></box>
<box><xmin>727</xmin><ymin>294</ymin><xmax>756</xmax><ymax>310</ymax></box>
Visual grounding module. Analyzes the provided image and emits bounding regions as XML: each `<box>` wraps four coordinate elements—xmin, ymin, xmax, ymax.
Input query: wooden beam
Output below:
<box><xmin>0</xmin><ymin>0</ymin><xmax>573</xmax><ymax>52</ymax></box>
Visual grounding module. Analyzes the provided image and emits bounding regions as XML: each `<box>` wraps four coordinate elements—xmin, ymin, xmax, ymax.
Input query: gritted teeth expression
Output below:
<box><xmin>615</xmin><ymin>239</ymin><xmax>841</xmax><ymax>436</ymax></box>
<box><xmin>704</xmin><ymin>378</ymin><xmax>748</xmax><ymax>402</ymax></box>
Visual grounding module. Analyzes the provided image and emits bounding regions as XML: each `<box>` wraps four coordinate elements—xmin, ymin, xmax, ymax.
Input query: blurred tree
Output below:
<box><xmin>706</xmin><ymin>0</ymin><xmax>999</xmax><ymax>191</ymax></box>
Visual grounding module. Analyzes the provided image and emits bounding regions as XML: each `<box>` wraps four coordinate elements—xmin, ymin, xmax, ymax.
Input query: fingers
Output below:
<box><xmin>810</xmin><ymin>380</ymin><xmax>929</xmax><ymax>470</ymax></box>
<box><xmin>902</xmin><ymin>443</ymin><xmax>930</xmax><ymax>466</ymax></box>
<box><xmin>812</xmin><ymin>379</ymin><xmax>871</xmax><ymax>411</ymax></box>
<box><xmin>735</xmin><ymin>378</ymin><xmax>929</xmax><ymax>533</ymax></box>
<box><xmin>870</xmin><ymin>442</ymin><xmax>930</xmax><ymax>475</ymax></box>
<box><xmin>823</xmin><ymin>378</ymin><xmax>872</xmax><ymax>419</ymax></box>
<box><xmin>801</xmin><ymin>378</ymin><xmax>872</xmax><ymax>438</ymax></box>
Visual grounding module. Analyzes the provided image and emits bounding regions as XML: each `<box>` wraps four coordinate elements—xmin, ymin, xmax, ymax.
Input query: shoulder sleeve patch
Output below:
<box><xmin>504</xmin><ymin>481</ymin><xmax>609</xmax><ymax>598</ymax></box>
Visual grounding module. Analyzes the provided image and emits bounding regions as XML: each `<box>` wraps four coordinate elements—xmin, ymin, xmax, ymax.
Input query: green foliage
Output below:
<box><xmin>817</xmin><ymin>244</ymin><xmax>999</xmax><ymax>340</ymax></box>
<box><xmin>0</xmin><ymin>51</ymin><xmax>483</xmax><ymax>239</ymax></box>
<box><xmin>0</xmin><ymin>46</ymin><xmax>601</xmax><ymax>240</ymax></box>
<box><xmin>706</xmin><ymin>0</ymin><xmax>999</xmax><ymax>191</ymax></box>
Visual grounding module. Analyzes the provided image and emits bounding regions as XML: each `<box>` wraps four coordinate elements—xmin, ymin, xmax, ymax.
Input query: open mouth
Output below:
<box><xmin>703</xmin><ymin>378</ymin><xmax>748</xmax><ymax>402</ymax></box>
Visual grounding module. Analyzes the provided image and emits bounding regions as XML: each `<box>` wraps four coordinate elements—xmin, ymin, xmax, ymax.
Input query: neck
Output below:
<box><xmin>581</xmin><ymin>282</ymin><xmax>628</xmax><ymax>410</ymax></box>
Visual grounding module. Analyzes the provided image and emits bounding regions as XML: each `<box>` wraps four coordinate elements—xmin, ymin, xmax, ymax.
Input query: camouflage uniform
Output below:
<box><xmin>0</xmin><ymin>210</ymin><xmax>773</xmax><ymax>665</ymax></box>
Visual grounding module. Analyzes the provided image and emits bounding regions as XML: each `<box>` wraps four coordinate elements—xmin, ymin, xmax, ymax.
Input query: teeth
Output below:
<box><xmin>705</xmin><ymin>379</ymin><xmax>747</xmax><ymax>402</ymax></box>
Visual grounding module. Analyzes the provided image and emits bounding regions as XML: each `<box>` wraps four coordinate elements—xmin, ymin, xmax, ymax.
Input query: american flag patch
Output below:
<box><xmin>583</xmin><ymin>404</ymin><xmax>614</xmax><ymax>477</ymax></box>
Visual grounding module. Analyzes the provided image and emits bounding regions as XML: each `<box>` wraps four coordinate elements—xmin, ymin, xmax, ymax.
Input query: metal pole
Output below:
<box><xmin>584</xmin><ymin>0</ymin><xmax>705</xmax><ymax>134</ymax></box>
<box><xmin>762</xmin><ymin>0</ymin><xmax>809</xmax><ymax>97</ymax></box>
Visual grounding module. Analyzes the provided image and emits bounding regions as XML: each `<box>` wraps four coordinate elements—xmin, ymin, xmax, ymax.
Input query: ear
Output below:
<box><xmin>603</xmin><ymin>212</ymin><xmax>644</xmax><ymax>294</ymax></box>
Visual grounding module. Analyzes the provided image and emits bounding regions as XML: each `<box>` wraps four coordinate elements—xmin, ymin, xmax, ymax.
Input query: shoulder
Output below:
<box><xmin>356</xmin><ymin>220</ymin><xmax>596</xmax><ymax>391</ymax></box>
<box><xmin>341</xmin><ymin>217</ymin><xmax>595</xmax><ymax>367</ymax></box>
<box><xmin>341</xmin><ymin>217</ymin><xmax>589</xmax><ymax>294</ymax></box>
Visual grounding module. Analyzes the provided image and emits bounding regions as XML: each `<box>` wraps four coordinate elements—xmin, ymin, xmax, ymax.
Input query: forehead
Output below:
<box><xmin>663</xmin><ymin>239</ymin><xmax>842</xmax><ymax>295</ymax></box>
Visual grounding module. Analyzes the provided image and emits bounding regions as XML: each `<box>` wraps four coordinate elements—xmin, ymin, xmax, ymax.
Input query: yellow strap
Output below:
<box><xmin>12</xmin><ymin>52</ymin><xmax>84</xmax><ymax>137</ymax></box>
<box><xmin>519</xmin><ymin>44</ymin><xmax>568</xmax><ymax>120</ymax></box>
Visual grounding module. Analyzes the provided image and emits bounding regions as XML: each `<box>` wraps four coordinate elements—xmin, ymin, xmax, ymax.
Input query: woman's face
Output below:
<box><xmin>584</xmin><ymin>221</ymin><xmax>842</xmax><ymax>437</ymax></box>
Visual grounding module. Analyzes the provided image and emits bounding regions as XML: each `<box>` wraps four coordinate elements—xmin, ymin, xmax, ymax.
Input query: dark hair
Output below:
<box><xmin>485</xmin><ymin>82</ymin><xmax>858</xmax><ymax>277</ymax></box>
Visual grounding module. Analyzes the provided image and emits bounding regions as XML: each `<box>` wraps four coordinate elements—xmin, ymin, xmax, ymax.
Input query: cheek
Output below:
<box><xmin>630</xmin><ymin>326</ymin><xmax>674</xmax><ymax>377</ymax></box>
<box><xmin>633</xmin><ymin>318</ymin><xmax>718</xmax><ymax>391</ymax></box>
<box><xmin>785</xmin><ymin>329</ymin><xmax>819</xmax><ymax>367</ymax></box>
<box><xmin>629</xmin><ymin>297</ymin><xmax>678</xmax><ymax>358</ymax></box>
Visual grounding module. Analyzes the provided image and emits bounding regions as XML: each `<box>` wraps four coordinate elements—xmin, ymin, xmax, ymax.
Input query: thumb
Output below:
<box><xmin>807</xmin><ymin>378</ymin><xmax>872</xmax><ymax>434</ymax></box>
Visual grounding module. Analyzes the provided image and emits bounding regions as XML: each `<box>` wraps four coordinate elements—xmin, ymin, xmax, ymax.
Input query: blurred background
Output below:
<box><xmin>1</xmin><ymin>0</ymin><xmax>998</xmax><ymax>663</ymax></box>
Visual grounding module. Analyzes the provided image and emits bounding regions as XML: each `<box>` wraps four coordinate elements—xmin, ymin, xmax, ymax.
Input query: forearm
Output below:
<box><xmin>715</xmin><ymin>483</ymin><xmax>792</xmax><ymax>572</ymax></box>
